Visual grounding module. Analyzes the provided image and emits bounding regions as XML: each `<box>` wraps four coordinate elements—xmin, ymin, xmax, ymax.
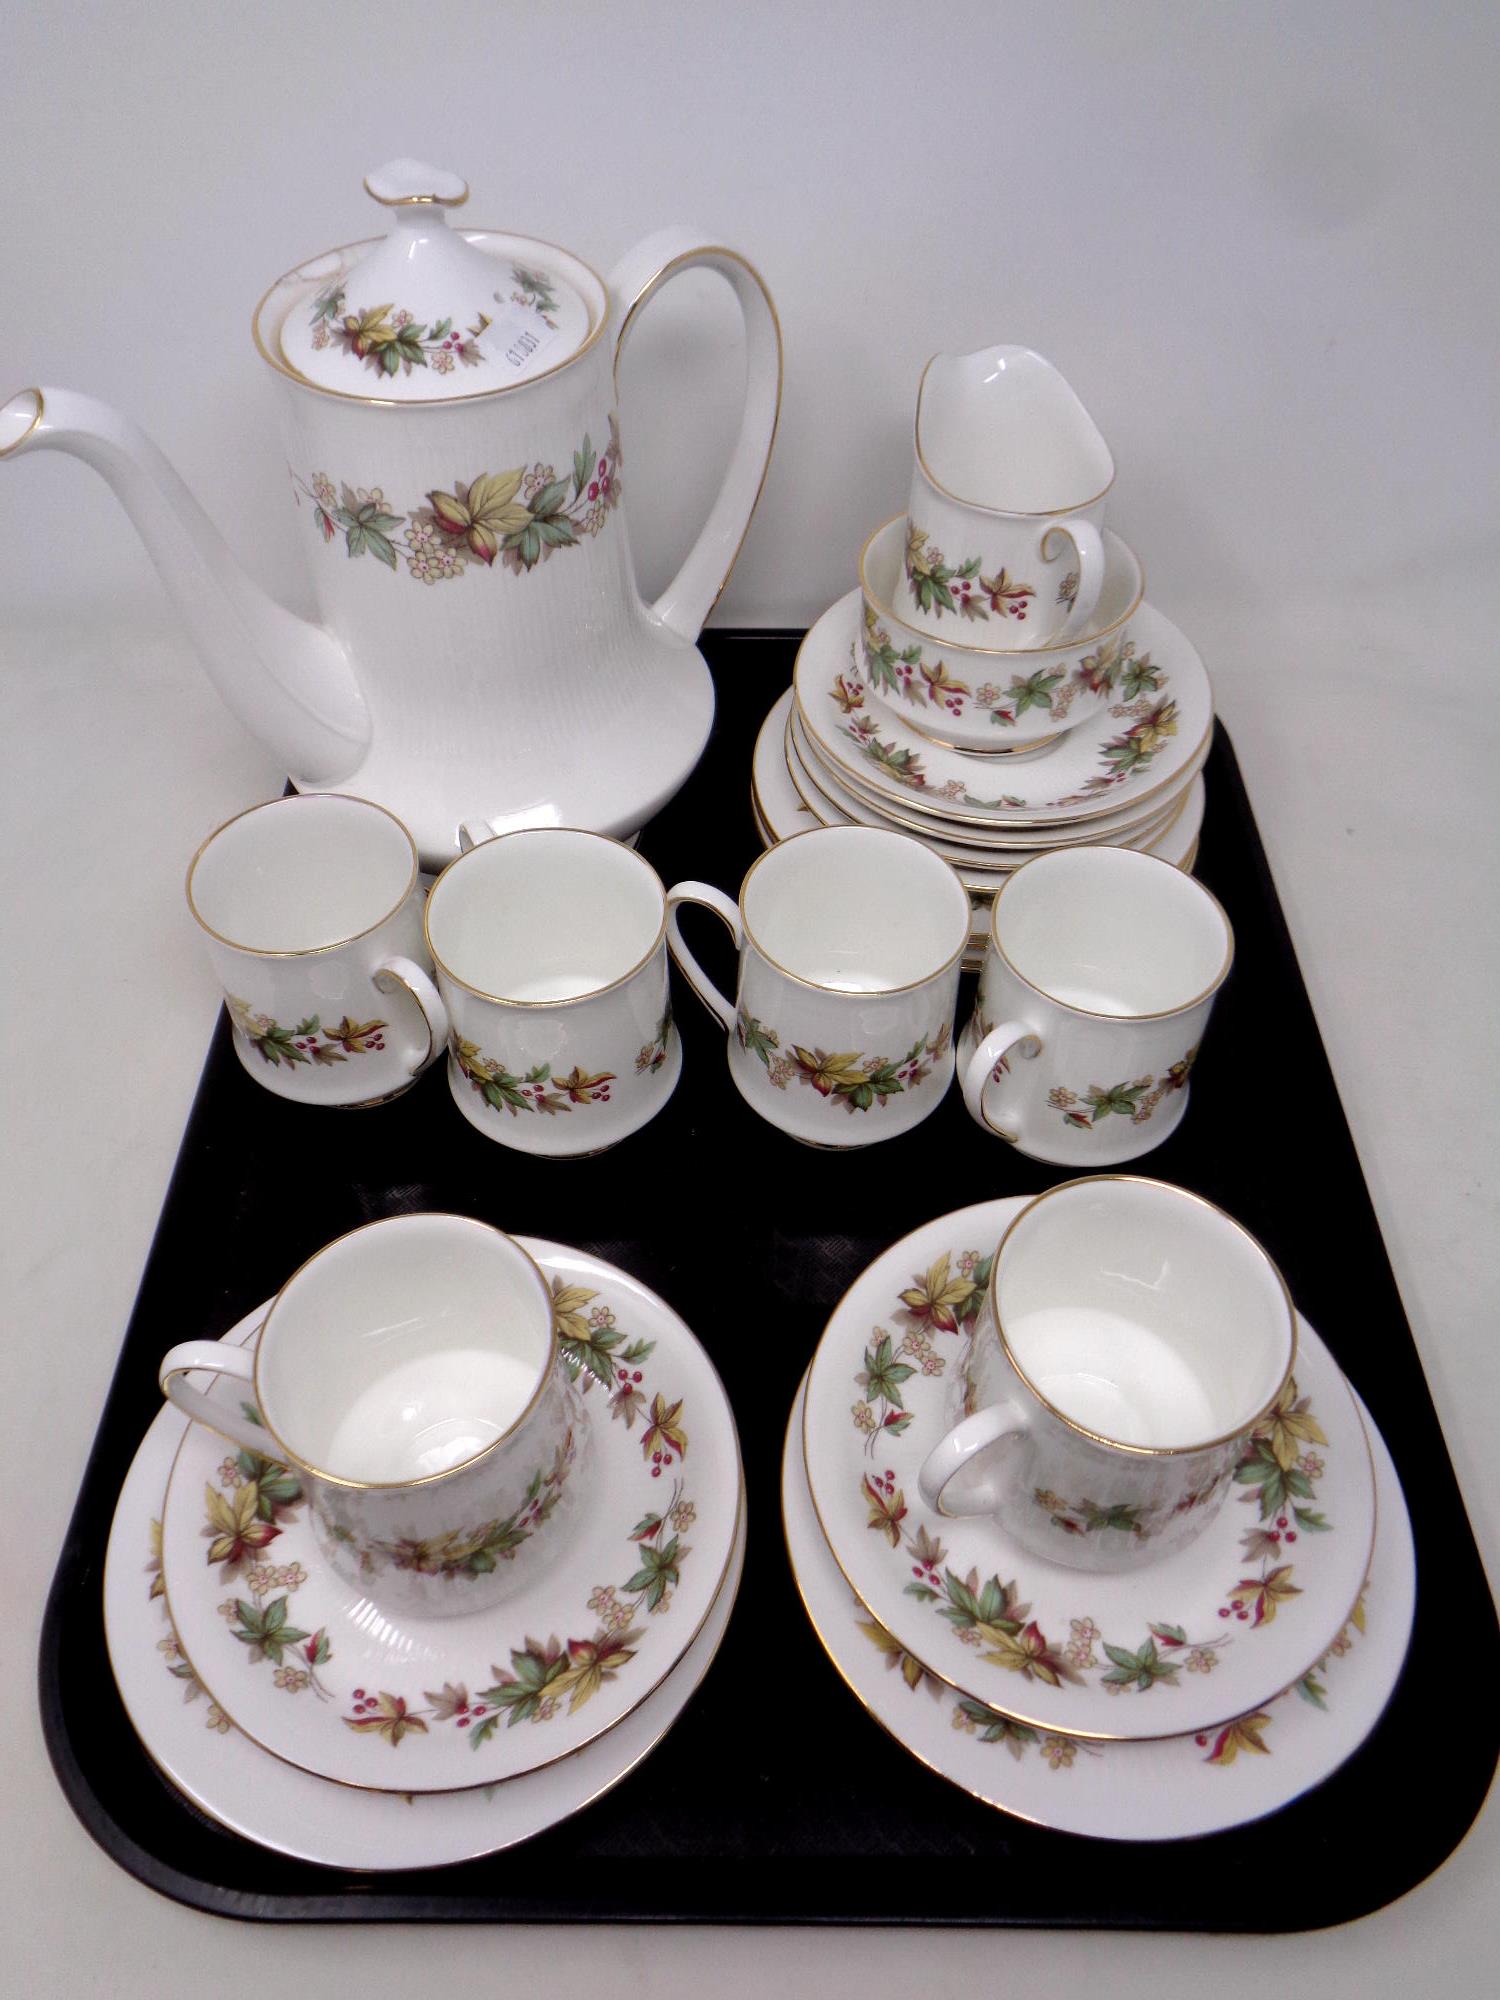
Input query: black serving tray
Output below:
<box><xmin>39</xmin><ymin>630</ymin><xmax>1498</xmax><ymax>1927</ymax></box>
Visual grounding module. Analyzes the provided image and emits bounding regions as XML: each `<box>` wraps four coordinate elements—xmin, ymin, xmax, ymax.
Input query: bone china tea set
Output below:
<box><xmin>12</xmin><ymin>163</ymin><xmax>1415</xmax><ymax>1867</ymax></box>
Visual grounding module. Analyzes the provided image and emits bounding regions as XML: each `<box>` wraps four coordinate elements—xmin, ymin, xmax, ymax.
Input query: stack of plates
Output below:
<box><xmin>752</xmin><ymin>588</ymin><xmax>1212</xmax><ymax>970</ymax></box>
<box><xmin>783</xmin><ymin>1196</ymin><xmax>1414</xmax><ymax>1842</ymax></box>
<box><xmin>104</xmin><ymin>1240</ymin><xmax>744</xmax><ymax>1871</ymax></box>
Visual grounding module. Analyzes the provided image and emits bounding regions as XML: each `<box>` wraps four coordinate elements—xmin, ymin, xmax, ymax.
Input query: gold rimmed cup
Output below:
<box><xmin>186</xmin><ymin>792</ymin><xmax>449</xmax><ymax>1108</ymax></box>
<box><xmin>158</xmin><ymin>1213</ymin><xmax>588</xmax><ymax>1620</ymax></box>
<box><xmin>917</xmin><ymin>1176</ymin><xmax>1296</xmax><ymax>1574</ymax></box>
<box><xmin>666</xmin><ymin>826</ymin><xmax>970</xmax><ymax>1147</ymax></box>
<box><xmin>858</xmin><ymin>514</ymin><xmax>1146</xmax><ymax>755</ymax></box>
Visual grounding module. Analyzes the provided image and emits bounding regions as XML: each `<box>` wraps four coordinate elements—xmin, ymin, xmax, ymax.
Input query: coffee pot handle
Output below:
<box><xmin>609</xmin><ymin>228</ymin><xmax>782</xmax><ymax>642</ymax></box>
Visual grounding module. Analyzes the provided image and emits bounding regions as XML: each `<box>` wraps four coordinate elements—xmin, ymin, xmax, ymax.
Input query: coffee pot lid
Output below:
<box><xmin>271</xmin><ymin>161</ymin><xmax>598</xmax><ymax>401</ymax></box>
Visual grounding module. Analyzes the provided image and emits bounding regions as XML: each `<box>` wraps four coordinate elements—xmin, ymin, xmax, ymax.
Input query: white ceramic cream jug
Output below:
<box><xmin>0</xmin><ymin>161</ymin><xmax>781</xmax><ymax>867</ymax></box>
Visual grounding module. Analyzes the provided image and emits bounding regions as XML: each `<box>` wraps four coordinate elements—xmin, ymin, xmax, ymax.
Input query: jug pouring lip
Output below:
<box><xmin>251</xmin><ymin>229</ymin><xmax>610</xmax><ymax>411</ymax></box>
<box><xmin>913</xmin><ymin>346</ymin><xmax>1116</xmax><ymax>518</ymax></box>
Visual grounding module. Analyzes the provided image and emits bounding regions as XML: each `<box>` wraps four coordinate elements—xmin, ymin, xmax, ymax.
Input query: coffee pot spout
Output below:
<box><xmin>0</xmin><ymin>387</ymin><xmax>369</xmax><ymax>785</ymax></box>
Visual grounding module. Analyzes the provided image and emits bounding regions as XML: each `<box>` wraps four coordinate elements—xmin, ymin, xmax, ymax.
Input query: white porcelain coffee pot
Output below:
<box><xmin>0</xmin><ymin>161</ymin><xmax>782</xmax><ymax>866</ymax></box>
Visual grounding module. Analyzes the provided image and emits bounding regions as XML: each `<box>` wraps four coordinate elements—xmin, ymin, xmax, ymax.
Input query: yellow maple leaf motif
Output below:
<box><xmin>1206</xmin><ymin>1711</ymin><xmax>1273</xmax><ymax>1765</ymax></box>
<box><xmin>1227</xmin><ymin>1563</ymin><xmax>1302</xmax><ymax>1627</ymax></box>
<box><xmin>1252</xmin><ymin>1376</ymin><xmax>1329</xmax><ymax>1471</ymax></box>
<box><xmin>905</xmin><ymin>522</ymin><xmax>934</xmax><ymax>577</ymax></box>
<box><xmin>921</xmin><ymin>659</ymin><xmax>971</xmax><ymax>702</ymax></box>
<box><xmin>321</xmin><ymin>1015</ymin><xmax>385</xmax><ymax>1054</ymax></box>
<box><xmin>640</xmin><ymin>1393</ymin><xmax>688</xmax><ymax>1463</ymax></box>
<box><xmin>554</xmin><ymin>1066</ymin><xmax>616</xmax><ymax>1104</ymax></box>
<box><xmin>340</xmin><ymin>303</ymin><xmax>399</xmax><ymax>354</ymax></box>
<box><xmin>830</xmin><ymin>672</ymin><xmax>865</xmax><ymax>714</ymax></box>
<box><xmin>202</xmin><ymin>1481</ymin><xmax>279</xmax><ymax>1569</ymax></box>
<box><xmin>863</xmin><ymin>1473</ymin><xmax>907</xmax><ymax>1549</ymax></box>
<box><xmin>549</xmin><ymin>1278</ymin><xmax>597</xmax><ymax>1345</ymax></box>
<box><xmin>427</xmin><ymin>470</ymin><xmax>532</xmax><ymax>564</ymax></box>
<box><xmin>980</xmin><ymin>1619</ymin><xmax>1078</xmax><ymax>1688</ymax></box>
<box><xmin>148</xmin><ymin>1518</ymin><xmax>166</xmax><ymax>1600</ymax></box>
<box><xmin>343</xmin><ymin>1692</ymin><xmax>429</xmax><ymax>1746</ymax></box>
<box><xmin>1351</xmin><ymin>1585</ymin><xmax>1369</xmax><ymax>1635</ymax></box>
<box><xmin>1130</xmin><ymin>699</ymin><xmax>1178</xmax><ymax>754</ymax></box>
<box><xmin>550</xmin><ymin>1630</ymin><xmax>641</xmax><ymax>1714</ymax></box>
<box><xmin>858</xmin><ymin>1618</ymin><xmax>941</xmax><ymax>1696</ymax></box>
<box><xmin>790</xmin><ymin>1046</ymin><xmax>868</xmax><ymax>1097</ymax></box>
<box><xmin>898</xmin><ymin>1253</ymin><xmax>977</xmax><ymax>1335</ymax></box>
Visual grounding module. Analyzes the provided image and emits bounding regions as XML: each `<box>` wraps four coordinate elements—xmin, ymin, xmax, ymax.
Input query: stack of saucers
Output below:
<box><xmin>104</xmin><ymin>1236</ymin><xmax>744</xmax><ymax>1871</ymax></box>
<box><xmin>784</xmin><ymin>1194</ymin><xmax>1415</xmax><ymax>1843</ymax></box>
<box><xmin>752</xmin><ymin>349</ymin><xmax>1212</xmax><ymax>971</ymax></box>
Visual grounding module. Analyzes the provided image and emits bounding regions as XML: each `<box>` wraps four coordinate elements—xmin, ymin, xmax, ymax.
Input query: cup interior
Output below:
<box><xmin>993</xmin><ymin>1179</ymin><xmax>1293</xmax><ymax>1450</ymax></box>
<box><xmin>426</xmin><ymin>830</ymin><xmax>664</xmax><ymax>1002</ymax></box>
<box><xmin>994</xmin><ymin>847</ymin><xmax>1229</xmax><ymax>1017</ymax></box>
<box><xmin>255</xmin><ymin>1215</ymin><xmax>554</xmax><ymax>1484</ymax></box>
<box><xmin>743</xmin><ymin>827</ymin><xmax>969</xmax><ymax>991</ymax></box>
<box><xmin>189</xmin><ymin>794</ymin><xmax>415</xmax><ymax>953</ymax></box>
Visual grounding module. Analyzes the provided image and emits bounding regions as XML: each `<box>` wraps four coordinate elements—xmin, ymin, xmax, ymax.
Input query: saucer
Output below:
<box><xmin>787</xmin><ymin>707</ymin><xmax>1200</xmax><ymax>860</ymax></box>
<box><xmin>794</xmin><ymin>590</ymin><xmax>1212</xmax><ymax>828</ymax></box>
<box><xmin>752</xmin><ymin>690</ymin><xmax>1205</xmax><ymax>887</ymax></box>
<box><xmin>160</xmin><ymin>1239</ymin><xmax>743</xmax><ymax>1793</ymax></box>
<box><xmin>105</xmin><ymin>1353</ymin><xmax>744</xmax><ymax>1870</ymax></box>
<box><xmin>785</xmin><ymin>1371</ymin><xmax>1412</xmax><ymax>1841</ymax></box>
<box><xmin>802</xmin><ymin>1197</ymin><xmax>1376</xmax><ymax>1742</ymax></box>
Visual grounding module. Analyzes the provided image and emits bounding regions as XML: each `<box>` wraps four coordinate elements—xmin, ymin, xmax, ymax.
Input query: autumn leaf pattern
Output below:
<box><xmin>226</xmin><ymin>995</ymin><xmax>387</xmax><ymax>1071</ymax></box>
<box><xmin>290</xmin><ymin>416</ymin><xmax>621</xmax><ymax>584</ymax></box>
<box><xmin>852</xmin><ymin>1242</ymin><xmax>1338</xmax><ymax>1711</ymax></box>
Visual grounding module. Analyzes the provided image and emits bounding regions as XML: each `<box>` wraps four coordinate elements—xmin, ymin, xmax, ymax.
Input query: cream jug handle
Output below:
<box><xmin>609</xmin><ymin>229</ymin><xmax>782</xmax><ymax>641</ymax></box>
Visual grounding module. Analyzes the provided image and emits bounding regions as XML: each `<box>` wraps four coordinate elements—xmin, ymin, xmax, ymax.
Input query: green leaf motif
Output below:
<box><xmin>1100</xmin><ymin>1637</ymin><xmax>1180</xmax><ymax>1692</ymax></box>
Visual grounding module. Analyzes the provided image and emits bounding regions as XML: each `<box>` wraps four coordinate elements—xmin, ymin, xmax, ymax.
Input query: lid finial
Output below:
<box><xmin>363</xmin><ymin>159</ymin><xmax>470</xmax><ymax>209</ymax></box>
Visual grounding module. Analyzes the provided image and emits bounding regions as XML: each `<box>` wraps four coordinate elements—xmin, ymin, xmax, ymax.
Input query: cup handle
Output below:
<box><xmin>374</xmin><ymin>955</ymin><xmax>449</xmax><ymax>1076</ymax></box>
<box><xmin>961</xmin><ymin>1018</ymin><xmax>1042</xmax><ymax>1143</ymax></box>
<box><xmin>664</xmin><ymin>881</ymin><xmax>742</xmax><ymax>1031</ymax></box>
<box><xmin>159</xmin><ymin>1340</ymin><xmax>269</xmax><ymax>1456</ymax></box>
<box><xmin>1041</xmin><ymin>519</ymin><xmax>1105</xmax><ymax>642</ymax></box>
<box><xmin>918</xmin><ymin>1399</ymin><xmax>1030</xmax><ymax>1518</ymax></box>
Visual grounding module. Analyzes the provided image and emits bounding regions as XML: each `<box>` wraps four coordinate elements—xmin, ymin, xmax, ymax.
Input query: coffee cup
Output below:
<box><xmin>917</xmin><ymin>1177</ymin><xmax>1297</xmax><ymax>1571</ymax></box>
<box><xmin>960</xmin><ymin>845</ymin><xmax>1232</xmax><ymax>1164</ymax></box>
<box><xmin>187</xmin><ymin>793</ymin><xmax>449</xmax><ymax>1107</ymax></box>
<box><xmin>159</xmin><ymin>1213</ymin><xmax>586</xmax><ymax>1618</ymax></box>
<box><xmin>665</xmin><ymin>826</ymin><xmax>968</xmax><ymax>1147</ymax></box>
<box><xmin>424</xmin><ymin>827</ymin><xmax>679</xmax><ymax>1157</ymax></box>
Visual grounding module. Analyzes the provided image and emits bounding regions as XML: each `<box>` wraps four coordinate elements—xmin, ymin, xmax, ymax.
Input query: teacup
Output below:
<box><xmin>917</xmin><ymin>1176</ymin><xmax>1297</xmax><ymax>1571</ymax></box>
<box><xmin>859</xmin><ymin>515</ymin><xmax>1146</xmax><ymax>754</ymax></box>
<box><xmin>187</xmin><ymin>793</ymin><xmax>449</xmax><ymax>1108</ymax></box>
<box><xmin>961</xmin><ymin>845</ymin><xmax>1232</xmax><ymax>1165</ymax></box>
<box><xmin>901</xmin><ymin>345</ymin><xmax>1114</xmax><ymax>648</ymax></box>
<box><xmin>159</xmin><ymin>1213</ymin><xmax>587</xmax><ymax>1617</ymax></box>
<box><xmin>666</xmin><ymin>826</ymin><xmax>968</xmax><ymax>1147</ymax></box>
<box><xmin>425</xmin><ymin>827</ymin><xmax>679</xmax><ymax>1157</ymax></box>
